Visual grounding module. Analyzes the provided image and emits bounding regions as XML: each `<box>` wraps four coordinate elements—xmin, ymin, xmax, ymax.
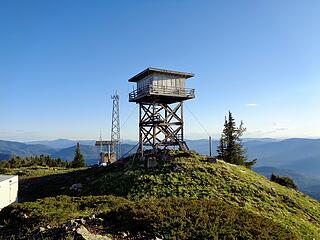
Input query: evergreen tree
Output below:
<box><xmin>0</xmin><ymin>155</ymin><xmax>70</xmax><ymax>168</ymax></box>
<box><xmin>72</xmin><ymin>143</ymin><xmax>85</xmax><ymax>168</ymax></box>
<box><xmin>217</xmin><ymin>111</ymin><xmax>256</xmax><ymax>168</ymax></box>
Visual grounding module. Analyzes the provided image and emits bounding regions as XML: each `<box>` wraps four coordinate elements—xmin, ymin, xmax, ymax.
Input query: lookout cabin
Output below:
<box><xmin>129</xmin><ymin>67</ymin><xmax>195</xmax><ymax>104</ymax></box>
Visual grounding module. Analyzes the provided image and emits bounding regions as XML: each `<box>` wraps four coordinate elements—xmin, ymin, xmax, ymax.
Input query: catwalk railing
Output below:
<box><xmin>129</xmin><ymin>85</ymin><xmax>195</xmax><ymax>102</ymax></box>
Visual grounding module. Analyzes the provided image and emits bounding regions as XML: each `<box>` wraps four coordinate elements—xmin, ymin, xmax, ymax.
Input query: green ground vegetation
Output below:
<box><xmin>0</xmin><ymin>150</ymin><xmax>320</xmax><ymax>239</ymax></box>
<box><xmin>1</xmin><ymin>195</ymin><xmax>297</xmax><ymax>239</ymax></box>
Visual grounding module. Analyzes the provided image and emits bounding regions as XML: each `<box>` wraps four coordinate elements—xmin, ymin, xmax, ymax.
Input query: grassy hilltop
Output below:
<box><xmin>0</xmin><ymin>151</ymin><xmax>320</xmax><ymax>239</ymax></box>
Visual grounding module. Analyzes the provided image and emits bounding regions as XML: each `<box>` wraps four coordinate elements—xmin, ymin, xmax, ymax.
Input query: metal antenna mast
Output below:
<box><xmin>99</xmin><ymin>128</ymin><xmax>103</xmax><ymax>152</ymax></box>
<box><xmin>111</xmin><ymin>92</ymin><xmax>121</xmax><ymax>158</ymax></box>
<box><xmin>95</xmin><ymin>91</ymin><xmax>121</xmax><ymax>165</ymax></box>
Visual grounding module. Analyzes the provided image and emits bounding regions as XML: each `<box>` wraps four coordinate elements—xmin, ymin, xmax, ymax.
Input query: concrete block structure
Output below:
<box><xmin>0</xmin><ymin>175</ymin><xmax>18</xmax><ymax>210</ymax></box>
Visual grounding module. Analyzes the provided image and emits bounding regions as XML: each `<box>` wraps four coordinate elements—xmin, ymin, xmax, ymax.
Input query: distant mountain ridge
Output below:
<box><xmin>1</xmin><ymin>138</ymin><xmax>320</xmax><ymax>199</ymax></box>
<box><xmin>2</xmin><ymin>138</ymin><xmax>320</xmax><ymax>171</ymax></box>
<box><xmin>247</xmin><ymin>138</ymin><xmax>320</xmax><ymax>177</ymax></box>
<box><xmin>254</xmin><ymin>166</ymin><xmax>320</xmax><ymax>200</ymax></box>
<box><xmin>26</xmin><ymin>139</ymin><xmax>96</xmax><ymax>149</ymax></box>
<box><xmin>185</xmin><ymin>138</ymin><xmax>320</xmax><ymax>177</ymax></box>
<box><xmin>0</xmin><ymin>140</ymin><xmax>53</xmax><ymax>159</ymax></box>
<box><xmin>0</xmin><ymin>139</ymin><xmax>139</xmax><ymax>166</ymax></box>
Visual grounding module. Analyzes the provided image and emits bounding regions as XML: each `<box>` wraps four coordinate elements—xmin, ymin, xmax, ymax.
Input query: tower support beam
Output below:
<box><xmin>138</xmin><ymin>102</ymin><xmax>189</xmax><ymax>156</ymax></box>
<box><xmin>128</xmin><ymin>67</ymin><xmax>195</xmax><ymax>158</ymax></box>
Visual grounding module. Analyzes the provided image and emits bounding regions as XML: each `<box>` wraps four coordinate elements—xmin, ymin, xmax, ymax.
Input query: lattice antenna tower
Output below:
<box><xmin>111</xmin><ymin>92</ymin><xmax>121</xmax><ymax>158</ymax></box>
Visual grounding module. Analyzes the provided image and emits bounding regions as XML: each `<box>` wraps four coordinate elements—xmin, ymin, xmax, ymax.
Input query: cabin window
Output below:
<box><xmin>150</xmin><ymin>74</ymin><xmax>185</xmax><ymax>90</ymax></box>
<box><xmin>173</xmin><ymin>79</ymin><xmax>176</xmax><ymax>88</ymax></box>
<box><xmin>138</xmin><ymin>76</ymin><xmax>152</xmax><ymax>90</ymax></box>
<box><xmin>158</xmin><ymin>79</ymin><xmax>164</xmax><ymax>88</ymax></box>
<box><xmin>177</xmin><ymin>78</ymin><xmax>185</xmax><ymax>88</ymax></box>
<box><xmin>165</xmin><ymin>79</ymin><xmax>172</xmax><ymax>88</ymax></box>
<box><xmin>176</xmin><ymin>79</ymin><xmax>180</xmax><ymax>88</ymax></box>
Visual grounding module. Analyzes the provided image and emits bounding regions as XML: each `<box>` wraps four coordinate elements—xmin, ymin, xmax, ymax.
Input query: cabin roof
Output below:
<box><xmin>0</xmin><ymin>175</ymin><xmax>17</xmax><ymax>182</ymax></box>
<box><xmin>128</xmin><ymin>67</ymin><xmax>194</xmax><ymax>82</ymax></box>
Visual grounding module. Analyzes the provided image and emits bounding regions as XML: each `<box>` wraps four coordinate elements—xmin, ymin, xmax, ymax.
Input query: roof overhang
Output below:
<box><xmin>128</xmin><ymin>67</ymin><xmax>194</xmax><ymax>82</ymax></box>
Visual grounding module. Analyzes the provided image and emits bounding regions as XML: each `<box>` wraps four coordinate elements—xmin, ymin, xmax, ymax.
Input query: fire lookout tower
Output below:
<box><xmin>129</xmin><ymin>67</ymin><xmax>195</xmax><ymax>156</ymax></box>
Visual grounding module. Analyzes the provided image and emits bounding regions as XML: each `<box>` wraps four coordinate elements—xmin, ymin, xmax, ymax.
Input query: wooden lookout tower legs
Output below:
<box><xmin>138</xmin><ymin>101</ymin><xmax>189</xmax><ymax>157</ymax></box>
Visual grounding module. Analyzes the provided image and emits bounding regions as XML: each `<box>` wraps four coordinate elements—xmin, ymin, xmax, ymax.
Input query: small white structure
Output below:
<box><xmin>0</xmin><ymin>175</ymin><xmax>18</xmax><ymax>210</ymax></box>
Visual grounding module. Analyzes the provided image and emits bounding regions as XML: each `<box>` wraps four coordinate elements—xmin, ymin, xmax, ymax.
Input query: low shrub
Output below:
<box><xmin>271</xmin><ymin>174</ymin><xmax>298</xmax><ymax>190</ymax></box>
<box><xmin>102</xmin><ymin>197</ymin><xmax>297</xmax><ymax>239</ymax></box>
<box><xmin>0</xmin><ymin>196</ymin><xmax>298</xmax><ymax>240</ymax></box>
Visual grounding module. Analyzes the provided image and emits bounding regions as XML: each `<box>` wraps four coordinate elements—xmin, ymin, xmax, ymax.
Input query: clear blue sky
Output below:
<box><xmin>1</xmin><ymin>0</ymin><xmax>320</xmax><ymax>141</ymax></box>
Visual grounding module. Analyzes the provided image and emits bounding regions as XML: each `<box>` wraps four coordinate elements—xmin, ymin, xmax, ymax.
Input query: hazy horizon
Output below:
<box><xmin>2</xmin><ymin>136</ymin><xmax>320</xmax><ymax>144</ymax></box>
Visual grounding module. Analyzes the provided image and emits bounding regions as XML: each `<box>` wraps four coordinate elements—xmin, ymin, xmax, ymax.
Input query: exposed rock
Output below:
<box><xmin>207</xmin><ymin>157</ymin><xmax>217</xmax><ymax>163</ymax></box>
<box><xmin>270</xmin><ymin>187</ymin><xmax>277</xmax><ymax>196</ymax></box>
<box><xmin>69</xmin><ymin>183</ymin><xmax>83</xmax><ymax>192</ymax></box>
<box><xmin>68</xmin><ymin>219</ymin><xmax>79</xmax><ymax>228</ymax></box>
<box><xmin>147</xmin><ymin>157</ymin><xmax>157</xmax><ymax>168</ymax></box>
<box><xmin>76</xmin><ymin>226</ymin><xmax>111</xmax><ymax>240</ymax></box>
<box><xmin>172</xmin><ymin>166</ymin><xmax>183</xmax><ymax>172</ymax></box>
